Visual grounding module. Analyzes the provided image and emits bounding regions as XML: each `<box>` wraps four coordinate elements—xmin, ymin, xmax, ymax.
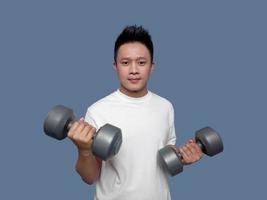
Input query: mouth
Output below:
<box><xmin>128</xmin><ymin>78</ymin><xmax>141</xmax><ymax>84</ymax></box>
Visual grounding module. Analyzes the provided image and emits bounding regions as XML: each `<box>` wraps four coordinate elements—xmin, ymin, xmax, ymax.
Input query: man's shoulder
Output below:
<box><xmin>86</xmin><ymin>90</ymin><xmax>117</xmax><ymax>112</ymax></box>
<box><xmin>150</xmin><ymin>91</ymin><xmax>174</xmax><ymax>109</ymax></box>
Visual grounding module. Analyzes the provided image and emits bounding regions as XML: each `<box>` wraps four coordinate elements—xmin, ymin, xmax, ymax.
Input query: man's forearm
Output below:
<box><xmin>75</xmin><ymin>151</ymin><xmax>101</xmax><ymax>185</ymax></box>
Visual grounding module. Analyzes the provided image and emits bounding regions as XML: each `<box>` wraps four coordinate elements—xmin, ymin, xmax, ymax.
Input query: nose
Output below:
<box><xmin>129</xmin><ymin>62</ymin><xmax>138</xmax><ymax>74</ymax></box>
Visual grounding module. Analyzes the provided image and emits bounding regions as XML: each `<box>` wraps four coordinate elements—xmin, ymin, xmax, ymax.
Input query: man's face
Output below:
<box><xmin>114</xmin><ymin>42</ymin><xmax>154</xmax><ymax>97</ymax></box>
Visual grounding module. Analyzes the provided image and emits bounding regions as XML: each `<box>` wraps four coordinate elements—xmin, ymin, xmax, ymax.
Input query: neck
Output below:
<box><xmin>119</xmin><ymin>86</ymin><xmax>148</xmax><ymax>98</ymax></box>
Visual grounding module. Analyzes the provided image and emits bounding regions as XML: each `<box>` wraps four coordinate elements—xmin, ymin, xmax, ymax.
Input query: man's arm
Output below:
<box><xmin>68</xmin><ymin>119</ymin><xmax>102</xmax><ymax>185</ymax></box>
<box><xmin>75</xmin><ymin>150</ymin><xmax>102</xmax><ymax>185</ymax></box>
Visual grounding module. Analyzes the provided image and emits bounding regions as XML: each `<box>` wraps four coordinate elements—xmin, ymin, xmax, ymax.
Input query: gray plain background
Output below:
<box><xmin>0</xmin><ymin>0</ymin><xmax>266</xmax><ymax>199</ymax></box>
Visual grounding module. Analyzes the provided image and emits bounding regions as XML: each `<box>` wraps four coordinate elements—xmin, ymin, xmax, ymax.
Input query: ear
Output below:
<box><xmin>150</xmin><ymin>62</ymin><xmax>155</xmax><ymax>73</ymax></box>
<box><xmin>113</xmin><ymin>62</ymin><xmax>117</xmax><ymax>71</ymax></box>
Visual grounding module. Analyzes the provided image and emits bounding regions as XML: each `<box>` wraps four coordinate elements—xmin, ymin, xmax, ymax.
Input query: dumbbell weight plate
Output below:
<box><xmin>195</xmin><ymin>127</ymin><xmax>224</xmax><ymax>156</ymax></box>
<box><xmin>44</xmin><ymin>105</ymin><xmax>75</xmax><ymax>140</ymax></box>
<box><xmin>158</xmin><ymin>146</ymin><xmax>183</xmax><ymax>176</ymax></box>
<box><xmin>92</xmin><ymin>124</ymin><xmax>122</xmax><ymax>161</ymax></box>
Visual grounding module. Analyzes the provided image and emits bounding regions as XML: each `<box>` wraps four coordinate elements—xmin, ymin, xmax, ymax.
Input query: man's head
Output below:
<box><xmin>113</xmin><ymin>25</ymin><xmax>155</xmax><ymax>97</ymax></box>
<box><xmin>114</xmin><ymin>25</ymin><xmax>154</xmax><ymax>63</ymax></box>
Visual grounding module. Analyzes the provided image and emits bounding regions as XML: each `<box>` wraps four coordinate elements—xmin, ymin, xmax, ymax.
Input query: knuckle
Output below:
<box><xmin>82</xmin><ymin>120</ymin><xmax>88</xmax><ymax>125</ymax></box>
<box><xmin>81</xmin><ymin>123</ymin><xmax>88</xmax><ymax>129</ymax></box>
<box><xmin>83</xmin><ymin>122</ymin><xmax>90</xmax><ymax>127</ymax></box>
<box><xmin>72</xmin><ymin>121</ymin><xmax>78</xmax><ymax>126</ymax></box>
<box><xmin>83</xmin><ymin>125</ymin><xmax>90</xmax><ymax>132</ymax></box>
<box><xmin>75</xmin><ymin>132</ymin><xmax>82</xmax><ymax>139</ymax></box>
<box><xmin>72</xmin><ymin>121</ymin><xmax>79</xmax><ymax>128</ymax></box>
<box><xmin>85</xmin><ymin>124</ymin><xmax>93</xmax><ymax>132</ymax></box>
<box><xmin>72</xmin><ymin>133</ymin><xmax>79</xmax><ymax>141</ymax></box>
<box><xmin>80</xmin><ymin>122</ymin><xmax>86</xmax><ymax>128</ymax></box>
<box><xmin>90</xmin><ymin>127</ymin><xmax>96</xmax><ymax>134</ymax></box>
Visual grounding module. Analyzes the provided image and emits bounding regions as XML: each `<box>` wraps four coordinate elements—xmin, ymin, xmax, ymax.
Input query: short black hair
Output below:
<box><xmin>114</xmin><ymin>25</ymin><xmax>154</xmax><ymax>63</ymax></box>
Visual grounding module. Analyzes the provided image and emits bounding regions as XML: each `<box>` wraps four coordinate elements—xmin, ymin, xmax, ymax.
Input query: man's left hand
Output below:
<box><xmin>178</xmin><ymin>139</ymin><xmax>203</xmax><ymax>165</ymax></box>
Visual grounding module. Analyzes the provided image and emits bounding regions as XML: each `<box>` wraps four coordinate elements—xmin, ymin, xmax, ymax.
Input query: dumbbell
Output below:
<box><xmin>158</xmin><ymin>127</ymin><xmax>223</xmax><ymax>176</ymax></box>
<box><xmin>43</xmin><ymin>105</ymin><xmax>122</xmax><ymax>161</ymax></box>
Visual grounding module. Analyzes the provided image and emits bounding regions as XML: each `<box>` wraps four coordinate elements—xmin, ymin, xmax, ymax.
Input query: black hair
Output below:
<box><xmin>114</xmin><ymin>25</ymin><xmax>154</xmax><ymax>63</ymax></box>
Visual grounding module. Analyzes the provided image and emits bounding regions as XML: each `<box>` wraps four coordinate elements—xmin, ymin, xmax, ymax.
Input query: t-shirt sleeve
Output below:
<box><xmin>84</xmin><ymin>107</ymin><xmax>98</xmax><ymax>130</ymax></box>
<box><xmin>166</xmin><ymin>103</ymin><xmax>177</xmax><ymax>146</ymax></box>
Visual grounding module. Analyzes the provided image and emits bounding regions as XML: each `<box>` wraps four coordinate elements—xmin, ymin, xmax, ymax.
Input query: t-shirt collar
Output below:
<box><xmin>116</xmin><ymin>89</ymin><xmax>152</xmax><ymax>103</ymax></box>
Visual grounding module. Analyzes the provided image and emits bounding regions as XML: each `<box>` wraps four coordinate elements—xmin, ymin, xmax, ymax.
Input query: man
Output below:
<box><xmin>68</xmin><ymin>25</ymin><xmax>202</xmax><ymax>200</ymax></box>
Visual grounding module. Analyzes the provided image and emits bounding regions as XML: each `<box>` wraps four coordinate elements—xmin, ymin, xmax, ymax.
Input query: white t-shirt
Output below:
<box><xmin>85</xmin><ymin>89</ymin><xmax>176</xmax><ymax>200</ymax></box>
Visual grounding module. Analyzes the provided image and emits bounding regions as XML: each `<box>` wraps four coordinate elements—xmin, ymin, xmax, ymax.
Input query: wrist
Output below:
<box><xmin>78</xmin><ymin>149</ymin><xmax>93</xmax><ymax>157</ymax></box>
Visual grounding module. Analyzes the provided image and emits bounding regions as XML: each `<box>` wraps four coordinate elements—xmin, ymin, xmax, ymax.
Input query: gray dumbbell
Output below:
<box><xmin>158</xmin><ymin>127</ymin><xmax>223</xmax><ymax>176</ymax></box>
<box><xmin>43</xmin><ymin>105</ymin><xmax>122</xmax><ymax>161</ymax></box>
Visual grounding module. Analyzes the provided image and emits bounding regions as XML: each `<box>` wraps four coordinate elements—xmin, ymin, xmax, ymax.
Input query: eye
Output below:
<box><xmin>138</xmin><ymin>60</ymin><xmax>146</xmax><ymax>66</ymax></box>
<box><xmin>121</xmin><ymin>60</ymin><xmax>129</xmax><ymax>66</ymax></box>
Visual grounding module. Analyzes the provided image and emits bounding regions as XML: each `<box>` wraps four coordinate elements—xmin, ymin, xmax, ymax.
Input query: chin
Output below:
<box><xmin>126</xmin><ymin>86</ymin><xmax>146</xmax><ymax>93</ymax></box>
<box><xmin>127</xmin><ymin>85</ymin><xmax>143</xmax><ymax>91</ymax></box>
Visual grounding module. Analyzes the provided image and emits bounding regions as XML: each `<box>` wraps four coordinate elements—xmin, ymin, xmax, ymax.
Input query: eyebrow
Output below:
<box><xmin>120</xmin><ymin>57</ymin><xmax>147</xmax><ymax>60</ymax></box>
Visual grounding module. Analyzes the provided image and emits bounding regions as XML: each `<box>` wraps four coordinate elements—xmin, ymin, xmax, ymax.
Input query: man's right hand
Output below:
<box><xmin>67</xmin><ymin>118</ymin><xmax>96</xmax><ymax>154</ymax></box>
